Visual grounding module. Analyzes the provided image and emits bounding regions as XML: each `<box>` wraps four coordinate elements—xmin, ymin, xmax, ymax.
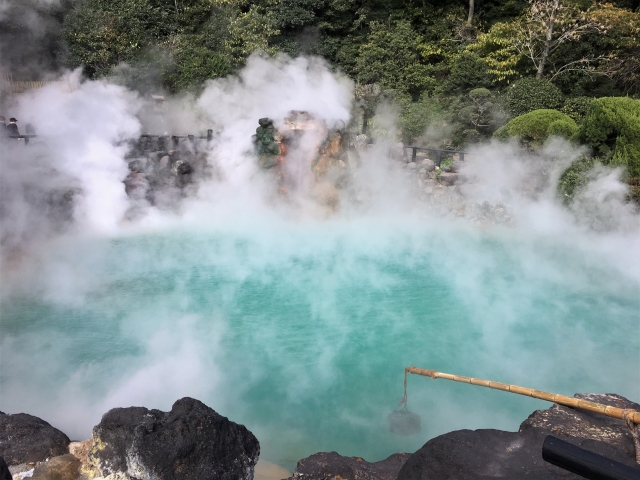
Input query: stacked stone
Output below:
<box><xmin>254</xmin><ymin>118</ymin><xmax>282</xmax><ymax>169</ymax></box>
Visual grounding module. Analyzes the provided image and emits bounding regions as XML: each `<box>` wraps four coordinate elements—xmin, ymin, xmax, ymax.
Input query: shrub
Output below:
<box><xmin>557</xmin><ymin>156</ymin><xmax>598</xmax><ymax>204</ymax></box>
<box><xmin>494</xmin><ymin>109</ymin><xmax>578</xmax><ymax>147</ymax></box>
<box><xmin>548</xmin><ymin>119</ymin><xmax>579</xmax><ymax>139</ymax></box>
<box><xmin>580</xmin><ymin>97</ymin><xmax>640</xmax><ymax>177</ymax></box>
<box><xmin>561</xmin><ymin>97</ymin><xmax>594</xmax><ymax>124</ymax></box>
<box><xmin>506</xmin><ymin>78</ymin><xmax>564</xmax><ymax>117</ymax></box>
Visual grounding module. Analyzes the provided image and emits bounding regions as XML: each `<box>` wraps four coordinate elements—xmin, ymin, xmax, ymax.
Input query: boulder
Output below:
<box><xmin>438</xmin><ymin>172</ymin><xmax>458</xmax><ymax>186</ymax></box>
<box><xmin>31</xmin><ymin>454</ymin><xmax>80</xmax><ymax>480</ymax></box>
<box><xmin>396</xmin><ymin>393</ymin><xmax>640</xmax><ymax>480</ymax></box>
<box><xmin>0</xmin><ymin>412</ymin><xmax>70</xmax><ymax>465</ymax></box>
<box><xmin>421</xmin><ymin>159</ymin><xmax>435</xmax><ymax>172</ymax></box>
<box><xmin>286</xmin><ymin>451</ymin><xmax>411</xmax><ymax>480</ymax></box>
<box><xmin>451</xmin><ymin>160</ymin><xmax>464</xmax><ymax>173</ymax></box>
<box><xmin>0</xmin><ymin>456</ymin><xmax>11</xmax><ymax>480</ymax></box>
<box><xmin>390</xmin><ymin>143</ymin><xmax>407</xmax><ymax>163</ymax></box>
<box><xmin>87</xmin><ymin>397</ymin><xmax>259</xmax><ymax>480</ymax></box>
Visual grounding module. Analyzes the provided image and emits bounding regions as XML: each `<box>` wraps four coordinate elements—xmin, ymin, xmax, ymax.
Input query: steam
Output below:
<box><xmin>0</xmin><ymin>54</ymin><xmax>638</xmax><ymax>467</ymax></box>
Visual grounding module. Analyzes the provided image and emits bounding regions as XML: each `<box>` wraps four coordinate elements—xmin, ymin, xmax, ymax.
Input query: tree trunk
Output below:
<box><xmin>537</xmin><ymin>0</ymin><xmax>560</xmax><ymax>79</ymax></box>
<box><xmin>467</xmin><ymin>0</ymin><xmax>475</xmax><ymax>27</ymax></box>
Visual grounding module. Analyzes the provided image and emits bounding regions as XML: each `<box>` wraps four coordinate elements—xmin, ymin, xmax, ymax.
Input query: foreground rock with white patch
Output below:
<box><xmin>84</xmin><ymin>397</ymin><xmax>259</xmax><ymax>480</ymax></box>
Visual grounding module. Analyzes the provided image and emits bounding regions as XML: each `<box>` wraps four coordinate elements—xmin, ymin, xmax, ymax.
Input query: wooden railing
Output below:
<box><xmin>406</xmin><ymin>145</ymin><xmax>469</xmax><ymax>165</ymax></box>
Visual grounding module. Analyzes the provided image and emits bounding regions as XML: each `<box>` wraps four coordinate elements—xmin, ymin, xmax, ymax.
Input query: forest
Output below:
<box><xmin>1</xmin><ymin>0</ymin><xmax>639</xmax><ymax>200</ymax></box>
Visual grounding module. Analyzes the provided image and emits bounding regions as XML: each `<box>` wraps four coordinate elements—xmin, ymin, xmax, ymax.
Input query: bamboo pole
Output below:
<box><xmin>404</xmin><ymin>367</ymin><xmax>640</xmax><ymax>424</ymax></box>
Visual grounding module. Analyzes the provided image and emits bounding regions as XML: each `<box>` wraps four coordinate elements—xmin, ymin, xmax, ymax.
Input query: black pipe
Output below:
<box><xmin>542</xmin><ymin>435</ymin><xmax>640</xmax><ymax>480</ymax></box>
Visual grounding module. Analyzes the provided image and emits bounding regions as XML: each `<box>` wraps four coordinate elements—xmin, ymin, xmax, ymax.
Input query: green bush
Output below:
<box><xmin>548</xmin><ymin>119</ymin><xmax>579</xmax><ymax>139</ymax></box>
<box><xmin>561</xmin><ymin>97</ymin><xmax>594</xmax><ymax>124</ymax></box>
<box><xmin>557</xmin><ymin>156</ymin><xmax>598</xmax><ymax>204</ymax></box>
<box><xmin>506</xmin><ymin>78</ymin><xmax>564</xmax><ymax>117</ymax></box>
<box><xmin>580</xmin><ymin>97</ymin><xmax>640</xmax><ymax>178</ymax></box>
<box><xmin>494</xmin><ymin>109</ymin><xmax>578</xmax><ymax>146</ymax></box>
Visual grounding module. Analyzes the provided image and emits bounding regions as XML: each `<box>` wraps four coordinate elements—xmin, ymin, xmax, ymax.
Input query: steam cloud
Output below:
<box><xmin>0</xmin><ymin>54</ymin><xmax>638</xmax><ymax>467</ymax></box>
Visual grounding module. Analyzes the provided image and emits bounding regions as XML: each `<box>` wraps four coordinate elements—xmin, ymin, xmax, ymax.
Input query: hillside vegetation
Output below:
<box><xmin>2</xmin><ymin>0</ymin><xmax>639</xmax><ymax>201</ymax></box>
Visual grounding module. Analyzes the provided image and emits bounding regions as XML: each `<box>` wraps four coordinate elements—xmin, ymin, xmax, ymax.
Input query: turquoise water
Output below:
<box><xmin>1</xmin><ymin>221</ymin><xmax>638</xmax><ymax>470</ymax></box>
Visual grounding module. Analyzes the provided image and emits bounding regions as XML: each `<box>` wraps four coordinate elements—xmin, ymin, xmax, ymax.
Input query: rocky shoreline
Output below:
<box><xmin>1</xmin><ymin>393</ymin><xmax>638</xmax><ymax>480</ymax></box>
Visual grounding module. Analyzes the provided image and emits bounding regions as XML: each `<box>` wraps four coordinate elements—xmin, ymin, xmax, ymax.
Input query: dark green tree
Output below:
<box><xmin>581</xmin><ymin>97</ymin><xmax>640</xmax><ymax>177</ymax></box>
<box><xmin>355</xmin><ymin>20</ymin><xmax>435</xmax><ymax>98</ymax></box>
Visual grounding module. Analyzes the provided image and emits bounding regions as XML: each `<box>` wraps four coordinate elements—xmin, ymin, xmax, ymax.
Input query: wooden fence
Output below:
<box><xmin>1</xmin><ymin>74</ymin><xmax>70</xmax><ymax>95</ymax></box>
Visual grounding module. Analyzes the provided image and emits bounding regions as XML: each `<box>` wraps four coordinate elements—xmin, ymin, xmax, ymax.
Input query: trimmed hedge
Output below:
<box><xmin>506</xmin><ymin>78</ymin><xmax>564</xmax><ymax>117</ymax></box>
<box><xmin>580</xmin><ymin>97</ymin><xmax>640</xmax><ymax>177</ymax></box>
<box><xmin>494</xmin><ymin>109</ymin><xmax>578</xmax><ymax>146</ymax></box>
<box><xmin>561</xmin><ymin>97</ymin><xmax>594</xmax><ymax>124</ymax></box>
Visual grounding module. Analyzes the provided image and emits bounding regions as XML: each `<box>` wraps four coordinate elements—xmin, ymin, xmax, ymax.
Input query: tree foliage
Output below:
<box><xmin>581</xmin><ymin>97</ymin><xmax>640</xmax><ymax>177</ymax></box>
<box><xmin>355</xmin><ymin>21</ymin><xmax>435</xmax><ymax>98</ymax></box>
<box><xmin>506</xmin><ymin>77</ymin><xmax>564</xmax><ymax>116</ymax></box>
<box><xmin>53</xmin><ymin>0</ymin><xmax>639</xmax><ymax>154</ymax></box>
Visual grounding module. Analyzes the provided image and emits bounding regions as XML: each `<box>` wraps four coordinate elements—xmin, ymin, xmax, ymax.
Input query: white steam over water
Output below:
<box><xmin>1</xmin><ymin>55</ymin><xmax>639</xmax><ymax>469</ymax></box>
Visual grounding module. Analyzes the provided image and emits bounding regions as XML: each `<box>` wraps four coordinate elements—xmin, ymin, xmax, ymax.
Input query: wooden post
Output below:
<box><xmin>207</xmin><ymin>129</ymin><xmax>213</xmax><ymax>142</ymax></box>
<box><xmin>171</xmin><ymin>135</ymin><xmax>179</xmax><ymax>149</ymax></box>
<box><xmin>412</xmin><ymin>147</ymin><xmax>417</xmax><ymax>163</ymax></box>
<box><xmin>436</xmin><ymin>150</ymin><xmax>443</xmax><ymax>166</ymax></box>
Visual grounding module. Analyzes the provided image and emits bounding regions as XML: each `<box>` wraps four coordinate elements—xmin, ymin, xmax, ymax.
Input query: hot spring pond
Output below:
<box><xmin>1</xmin><ymin>222</ymin><xmax>638</xmax><ymax>470</ymax></box>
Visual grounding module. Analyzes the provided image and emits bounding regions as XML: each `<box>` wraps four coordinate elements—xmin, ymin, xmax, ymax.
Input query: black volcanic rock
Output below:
<box><xmin>0</xmin><ymin>456</ymin><xmax>11</xmax><ymax>480</ymax></box>
<box><xmin>286</xmin><ymin>451</ymin><xmax>411</xmax><ymax>480</ymax></box>
<box><xmin>0</xmin><ymin>412</ymin><xmax>70</xmax><ymax>465</ymax></box>
<box><xmin>396</xmin><ymin>393</ymin><xmax>640</xmax><ymax>479</ymax></box>
<box><xmin>87</xmin><ymin>397</ymin><xmax>259</xmax><ymax>480</ymax></box>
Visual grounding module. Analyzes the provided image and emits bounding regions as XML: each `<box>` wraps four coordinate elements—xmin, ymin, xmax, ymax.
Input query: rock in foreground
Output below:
<box><xmin>0</xmin><ymin>456</ymin><xmax>11</xmax><ymax>480</ymax></box>
<box><xmin>0</xmin><ymin>412</ymin><xmax>70</xmax><ymax>465</ymax></box>
<box><xmin>397</xmin><ymin>393</ymin><xmax>640</xmax><ymax>479</ymax></box>
<box><xmin>286</xmin><ymin>451</ymin><xmax>411</xmax><ymax>480</ymax></box>
<box><xmin>86</xmin><ymin>397</ymin><xmax>259</xmax><ymax>480</ymax></box>
<box><xmin>31</xmin><ymin>454</ymin><xmax>80</xmax><ymax>480</ymax></box>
